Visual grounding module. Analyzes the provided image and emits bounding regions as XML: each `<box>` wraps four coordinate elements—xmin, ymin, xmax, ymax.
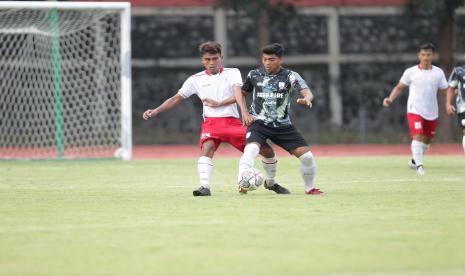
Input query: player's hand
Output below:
<box><xmin>383</xmin><ymin>98</ymin><xmax>392</xmax><ymax>107</ymax></box>
<box><xmin>297</xmin><ymin>97</ymin><xmax>312</xmax><ymax>108</ymax></box>
<box><xmin>241</xmin><ymin>113</ymin><xmax>256</xmax><ymax>126</ymax></box>
<box><xmin>446</xmin><ymin>104</ymin><xmax>456</xmax><ymax>115</ymax></box>
<box><xmin>142</xmin><ymin>109</ymin><xmax>156</xmax><ymax>120</ymax></box>
<box><xmin>202</xmin><ymin>98</ymin><xmax>221</xmax><ymax>108</ymax></box>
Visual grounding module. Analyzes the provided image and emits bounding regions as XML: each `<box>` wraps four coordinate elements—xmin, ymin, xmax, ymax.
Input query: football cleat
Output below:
<box><xmin>305</xmin><ymin>188</ymin><xmax>324</xmax><ymax>195</ymax></box>
<box><xmin>408</xmin><ymin>158</ymin><xmax>416</xmax><ymax>170</ymax></box>
<box><xmin>193</xmin><ymin>186</ymin><xmax>211</xmax><ymax>196</ymax></box>
<box><xmin>238</xmin><ymin>186</ymin><xmax>248</xmax><ymax>194</ymax></box>
<box><xmin>416</xmin><ymin>165</ymin><xmax>425</xmax><ymax>176</ymax></box>
<box><xmin>264</xmin><ymin>181</ymin><xmax>290</xmax><ymax>194</ymax></box>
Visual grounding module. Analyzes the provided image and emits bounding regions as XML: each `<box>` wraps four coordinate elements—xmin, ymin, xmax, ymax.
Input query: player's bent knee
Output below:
<box><xmin>259</xmin><ymin>144</ymin><xmax>274</xmax><ymax>158</ymax></box>
<box><xmin>201</xmin><ymin>140</ymin><xmax>217</xmax><ymax>157</ymax></box>
<box><xmin>244</xmin><ymin>143</ymin><xmax>260</xmax><ymax>157</ymax></box>
<box><xmin>299</xmin><ymin>151</ymin><xmax>316</xmax><ymax>167</ymax></box>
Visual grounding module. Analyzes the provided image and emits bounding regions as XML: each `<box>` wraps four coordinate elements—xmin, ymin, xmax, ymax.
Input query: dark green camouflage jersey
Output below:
<box><xmin>448</xmin><ymin>65</ymin><xmax>465</xmax><ymax>114</ymax></box>
<box><xmin>242</xmin><ymin>67</ymin><xmax>309</xmax><ymax>127</ymax></box>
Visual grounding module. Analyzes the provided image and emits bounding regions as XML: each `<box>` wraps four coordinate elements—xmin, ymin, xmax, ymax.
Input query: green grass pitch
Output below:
<box><xmin>1</xmin><ymin>156</ymin><xmax>465</xmax><ymax>275</ymax></box>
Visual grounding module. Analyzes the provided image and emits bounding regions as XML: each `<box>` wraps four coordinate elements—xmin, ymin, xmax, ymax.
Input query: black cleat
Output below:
<box><xmin>193</xmin><ymin>186</ymin><xmax>211</xmax><ymax>196</ymax></box>
<box><xmin>264</xmin><ymin>181</ymin><xmax>290</xmax><ymax>194</ymax></box>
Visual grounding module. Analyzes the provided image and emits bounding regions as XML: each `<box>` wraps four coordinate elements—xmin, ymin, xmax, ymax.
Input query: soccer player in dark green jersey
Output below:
<box><xmin>235</xmin><ymin>43</ymin><xmax>323</xmax><ymax>195</ymax></box>
<box><xmin>446</xmin><ymin>52</ymin><xmax>465</xmax><ymax>153</ymax></box>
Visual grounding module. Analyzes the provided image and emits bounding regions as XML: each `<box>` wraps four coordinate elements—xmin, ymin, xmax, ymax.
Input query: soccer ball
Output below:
<box><xmin>238</xmin><ymin>167</ymin><xmax>264</xmax><ymax>192</ymax></box>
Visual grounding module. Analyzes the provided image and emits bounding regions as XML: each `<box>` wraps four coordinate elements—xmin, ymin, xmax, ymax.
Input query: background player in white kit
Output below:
<box><xmin>383</xmin><ymin>43</ymin><xmax>448</xmax><ymax>175</ymax></box>
<box><xmin>143</xmin><ymin>41</ymin><xmax>279</xmax><ymax>196</ymax></box>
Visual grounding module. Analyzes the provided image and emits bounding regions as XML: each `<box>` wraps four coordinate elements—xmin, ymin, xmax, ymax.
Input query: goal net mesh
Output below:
<box><xmin>0</xmin><ymin>7</ymin><xmax>124</xmax><ymax>159</ymax></box>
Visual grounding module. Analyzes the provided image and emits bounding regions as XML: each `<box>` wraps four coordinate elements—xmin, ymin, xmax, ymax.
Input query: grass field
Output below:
<box><xmin>1</xmin><ymin>156</ymin><xmax>465</xmax><ymax>276</ymax></box>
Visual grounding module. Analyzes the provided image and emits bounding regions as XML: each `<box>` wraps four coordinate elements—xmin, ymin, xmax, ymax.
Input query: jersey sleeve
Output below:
<box><xmin>241</xmin><ymin>71</ymin><xmax>254</xmax><ymax>93</ymax></box>
<box><xmin>448</xmin><ymin>67</ymin><xmax>459</xmax><ymax>88</ymax></box>
<box><xmin>438</xmin><ymin>70</ymin><xmax>449</xmax><ymax>90</ymax></box>
<box><xmin>178</xmin><ymin>76</ymin><xmax>196</xmax><ymax>98</ymax></box>
<box><xmin>230</xmin><ymin>68</ymin><xmax>243</xmax><ymax>87</ymax></box>
<box><xmin>399</xmin><ymin>69</ymin><xmax>411</xmax><ymax>86</ymax></box>
<box><xmin>290</xmin><ymin>71</ymin><xmax>309</xmax><ymax>93</ymax></box>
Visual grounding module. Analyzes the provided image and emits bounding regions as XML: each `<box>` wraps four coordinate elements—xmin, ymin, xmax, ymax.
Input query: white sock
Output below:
<box><xmin>198</xmin><ymin>156</ymin><xmax>213</xmax><ymax>189</ymax></box>
<box><xmin>423</xmin><ymin>143</ymin><xmax>430</xmax><ymax>153</ymax></box>
<box><xmin>463</xmin><ymin>136</ymin><xmax>465</xmax><ymax>153</ymax></box>
<box><xmin>238</xmin><ymin>143</ymin><xmax>260</xmax><ymax>182</ymax></box>
<box><xmin>262</xmin><ymin>155</ymin><xmax>277</xmax><ymax>186</ymax></box>
<box><xmin>411</xmin><ymin>140</ymin><xmax>425</xmax><ymax>166</ymax></box>
<box><xmin>299</xmin><ymin>151</ymin><xmax>316</xmax><ymax>192</ymax></box>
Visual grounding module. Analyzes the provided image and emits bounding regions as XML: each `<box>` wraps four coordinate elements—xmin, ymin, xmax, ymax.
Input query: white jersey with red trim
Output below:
<box><xmin>400</xmin><ymin>65</ymin><xmax>448</xmax><ymax>120</ymax></box>
<box><xmin>178</xmin><ymin>68</ymin><xmax>243</xmax><ymax>118</ymax></box>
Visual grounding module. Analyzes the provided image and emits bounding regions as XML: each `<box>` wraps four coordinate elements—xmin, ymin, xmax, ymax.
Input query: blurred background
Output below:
<box><xmin>90</xmin><ymin>0</ymin><xmax>465</xmax><ymax>145</ymax></box>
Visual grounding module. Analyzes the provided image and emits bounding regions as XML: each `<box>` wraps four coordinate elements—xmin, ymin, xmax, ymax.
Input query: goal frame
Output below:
<box><xmin>0</xmin><ymin>1</ymin><xmax>132</xmax><ymax>160</ymax></box>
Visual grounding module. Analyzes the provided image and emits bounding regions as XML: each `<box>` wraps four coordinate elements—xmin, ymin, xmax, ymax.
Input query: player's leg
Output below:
<box><xmin>193</xmin><ymin>118</ymin><xmax>221</xmax><ymax>196</ymax></box>
<box><xmin>259</xmin><ymin>144</ymin><xmax>278</xmax><ymax>186</ymax></box>
<box><xmin>415</xmin><ymin>117</ymin><xmax>437</xmax><ymax>175</ymax></box>
<box><xmin>408</xmin><ymin>113</ymin><xmax>429</xmax><ymax>175</ymax></box>
<box><xmin>458</xmin><ymin>112</ymin><xmax>465</xmax><ymax>153</ymax></box>
<box><xmin>461</xmin><ymin>128</ymin><xmax>465</xmax><ymax>153</ymax></box>
<box><xmin>193</xmin><ymin>139</ymin><xmax>219</xmax><ymax>196</ymax></box>
<box><xmin>270</xmin><ymin>125</ymin><xmax>322</xmax><ymax>195</ymax></box>
<box><xmin>238</xmin><ymin>142</ymin><xmax>261</xmax><ymax>182</ymax></box>
<box><xmin>236</xmin><ymin>122</ymin><xmax>267</xmax><ymax>192</ymax></box>
<box><xmin>290</xmin><ymin>146</ymin><xmax>321</xmax><ymax>195</ymax></box>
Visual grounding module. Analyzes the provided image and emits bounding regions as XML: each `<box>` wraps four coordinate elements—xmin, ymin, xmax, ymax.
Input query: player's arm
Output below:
<box><xmin>202</xmin><ymin>94</ymin><xmax>237</xmax><ymax>108</ymax></box>
<box><xmin>446</xmin><ymin>87</ymin><xmax>456</xmax><ymax>115</ymax></box>
<box><xmin>234</xmin><ymin>87</ymin><xmax>255</xmax><ymax>126</ymax></box>
<box><xmin>383</xmin><ymin>82</ymin><xmax>407</xmax><ymax>107</ymax></box>
<box><xmin>142</xmin><ymin>93</ymin><xmax>185</xmax><ymax>120</ymax></box>
<box><xmin>296</xmin><ymin>88</ymin><xmax>314</xmax><ymax>108</ymax></box>
<box><xmin>446</xmin><ymin>68</ymin><xmax>459</xmax><ymax>115</ymax></box>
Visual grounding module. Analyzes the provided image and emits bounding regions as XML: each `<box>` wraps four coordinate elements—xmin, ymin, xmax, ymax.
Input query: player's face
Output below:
<box><xmin>262</xmin><ymin>54</ymin><xmax>282</xmax><ymax>74</ymax></box>
<box><xmin>201</xmin><ymin>53</ymin><xmax>223</xmax><ymax>74</ymax></box>
<box><xmin>417</xmin><ymin>49</ymin><xmax>434</xmax><ymax>66</ymax></box>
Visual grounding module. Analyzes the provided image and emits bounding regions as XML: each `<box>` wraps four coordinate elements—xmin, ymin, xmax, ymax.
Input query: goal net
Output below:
<box><xmin>0</xmin><ymin>1</ymin><xmax>132</xmax><ymax>160</ymax></box>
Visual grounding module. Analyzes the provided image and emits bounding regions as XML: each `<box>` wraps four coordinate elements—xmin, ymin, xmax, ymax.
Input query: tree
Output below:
<box><xmin>407</xmin><ymin>0</ymin><xmax>464</xmax><ymax>142</ymax></box>
<box><xmin>215</xmin><ymin>0</ymin><xmax>295</xmax><ymax>58</ymax></box>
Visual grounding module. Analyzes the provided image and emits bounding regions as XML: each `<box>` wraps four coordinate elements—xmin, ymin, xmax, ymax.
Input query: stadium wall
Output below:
<box><xmin>129</xmin><ymin>3</ymin><xmax>465</xmax><ymax>145</ymax></box>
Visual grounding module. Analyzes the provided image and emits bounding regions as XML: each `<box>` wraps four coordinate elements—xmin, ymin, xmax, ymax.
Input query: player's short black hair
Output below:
<box><xmin>418</xmin><ymin>42</ymin><xmax>435</xmax><ymax>52</ymax></box>
<box><xmin>262</xmin><ymin>43</ymin><xmax>285</xmax><ymax>57</ymax></box>
<box><xmin>199</xmin><ymin>41</ymin><xmax>222</xmax><ymax>56</ymax></box>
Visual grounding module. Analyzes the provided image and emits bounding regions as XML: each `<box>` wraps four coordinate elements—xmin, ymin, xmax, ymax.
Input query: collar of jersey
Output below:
<box><xmin>205</xmin><ymin>67</ymin><xmax>224</xmax><ymax>76</ymax></box>
<box><xmin>262</xmin><ymin>67</ymin><xmax>283</xmax><ymax>76</ymax></box>
<box><xmin>417</xmin><ymin>64</ymin><xmax>432</xmax><ymax>70</ymax></box>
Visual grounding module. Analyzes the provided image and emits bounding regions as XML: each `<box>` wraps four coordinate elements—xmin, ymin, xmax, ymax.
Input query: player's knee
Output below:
<box><xmin>299</xmin><ymin>151</ymin><xmax>316</xmax><ymax>167</ymax></box>
<box><xmin>244</xmin><ymin>143</ymin><xmax>260</xmax><ymax>158</ymax></box>
<box><xmin>259</xmin><ymin>144</ymin><xmax>274</xmax><ymax>158</ymax></box>
<box><xmin>201</xmin><ymin>140</ymin><xmax>216</xmax><ymax>157</ymax></box>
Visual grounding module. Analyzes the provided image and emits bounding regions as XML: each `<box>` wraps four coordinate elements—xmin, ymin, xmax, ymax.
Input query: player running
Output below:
<box><xmin>446</xmin><ymin>52</ymin><xmax>465</xmax><ymax>153</ymax></box>
<box><xmin>383</xmin><ymin>43</ymin><xmax>448</xmax><ymax>175</ymax></box>
<box><xmin>235</xmin><ymin>43</ymin><xmax>323</xmax><ymax>195</ymax></box>
<box><xmin>143</xmin><ymin>41</ymin><xmax>280</xmax><ymax>196</ymax></box>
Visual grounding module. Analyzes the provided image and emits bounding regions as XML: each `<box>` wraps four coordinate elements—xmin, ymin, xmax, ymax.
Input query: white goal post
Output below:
<box><xmin>0</xmin><ymin>1</ymin><xmax>132</xmax><ymax>160</ymax></box>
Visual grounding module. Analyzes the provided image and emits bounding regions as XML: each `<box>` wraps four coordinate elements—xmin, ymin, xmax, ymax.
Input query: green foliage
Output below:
<box><xmin>1</xmin><ymin>156</ymin><xmax>465</xmax><ymax>275</ymax></box>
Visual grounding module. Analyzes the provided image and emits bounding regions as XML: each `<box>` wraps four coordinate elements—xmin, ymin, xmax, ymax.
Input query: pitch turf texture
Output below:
<box><xmin>1</xmin><ymin>156</ymin><xmax>465</xmax><ymax>276</ymax></box>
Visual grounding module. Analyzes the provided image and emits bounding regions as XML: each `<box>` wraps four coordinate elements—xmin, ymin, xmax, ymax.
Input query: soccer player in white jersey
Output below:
<box><xmin>383</xmin><ymin>43</ymin><xmax>448</xmax><ymax>175</ymax></box>
<box><xmin>446</xmin><ymin>52</ymin><xmax>465</xmax><ymax>153</ymax></box>
<box><xmin>142</xmin><ymin>41</ymin><xmax>279</xmax><ymax>196</ymax></box>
